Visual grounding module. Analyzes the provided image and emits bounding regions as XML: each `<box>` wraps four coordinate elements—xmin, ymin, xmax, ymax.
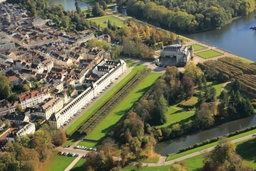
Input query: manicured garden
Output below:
<box><xmin>46</xmin><ymin>151</ymin><xmax>75</xmax><ymax>171</ymax></box>
<box><xmin>188</xmin><ymin>44</ymin><xmax>207</xmax><ymax>51</ymax></box>
<box><xmin>196</xmin><ymin>50</ymin><xmax>222</xmax><ymax>59</ymax></box>
<box><xmin>65</xmin><ymin>65</ymin><xmax>145</xmax><ymax>136</ymax></box>
<box><xmin>89</xmin><ymin>15</ymin><xmax>124</xmax><ymax>28</ymax></box>
<box><xmin>85</xmin><ymin>72</ymin><xmax>162</xmax><ymax>141</ymax></box>
<box><xmin>70</xmin><ymin>158</ymin><xmax>86</xmax><ymax>171</ymax></box>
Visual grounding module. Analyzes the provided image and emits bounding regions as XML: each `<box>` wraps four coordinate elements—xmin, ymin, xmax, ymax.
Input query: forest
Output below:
<box><xmin>122</xmin><ymin>0</ymin><xmax>256</xmax><ymax>33</ymax></box>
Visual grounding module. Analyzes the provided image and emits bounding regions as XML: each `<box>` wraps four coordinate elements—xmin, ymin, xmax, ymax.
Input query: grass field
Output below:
<box><xmin>125</xmin><ymin>60</ymin><xmax>135</xmax><ymax>67</ymax></box>
<box><xmin>156</xmin><ymin>106</ymin><xmax>195</xmax><ymax>128</ymax></box>
<box><xmin>85</xmin><ymin>72</ymin><xmax>162</xmax><ymax>141</ymax></box>
<box><xmin>179</xmin><ymin>96</ymin><xmax>198</xmax><ymax>107</ymax></box>
<box><xmin>166</xmin><ymin>128</ymin><xmax>256</xmax><ymax>161</ymax></box>
<box><xmin>65</xmin><ymin>65</ymin><xmax>145</xmax><ymax>135</ymax></box>
<box><xmin>196</xmin><ymin>50</ymin><xmax>222</xmax><ymax>59</ymax></box>
<box><xmin>47</xmin><ymin>151</ymin><xmax>75</xmax><ymax>171</ymax></box>
<box><xmin>70</xmin><ymin>158</ymin><xmax>86</xmax><ymax>171</ymax></box>
<box><xmin>185</xmin><ymin>154</ymin><xmax>204</xmax><ymax>171</ymax></box>
<box><xmin>78</xmin><ymin>141</ymin><xmax>97</xmax><ymax>147</ymax></box>
<box><xmin>188</xmin><ymin>44</ymin><xmax>207</xmax><ymax>51</ymax></box>
<box><xmin>207</xmin><ymin>81</ymin><xmax>225</xmax><ymax>98</ymax></box>
<box><xmin>89</xmin><ymin>16</ymin><xmax>124</xmax><ymax>27</ymax></box>
<box><xmin>236</xmin><ymin>138</ymin><xmax>256</xmax><ymax>169</ymax></box>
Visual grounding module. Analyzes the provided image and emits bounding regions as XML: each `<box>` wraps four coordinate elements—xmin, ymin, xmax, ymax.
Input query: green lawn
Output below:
<box><xmin>65</xmin><ymin>132</ymin><xmax>81</xmax><ymax>146</ymax></box>
<box><xmin>47</xmin><ymin>151</ymin><xmax>75</xmax><ymax>171</ymax></box>
<box><xmin>196</xmin><ymin>50</ymin><xmax>223</xmax><ymax>59</ymax></box>
<box><xmin>85</xmin><ymin>72</ymin><xmax>162</xmax><ymax>141</ymax></box>
<box><xmin>236</xmin><ymin>138</ymin><xmax>256</xmax><ymax>169</ymax></box>
<box><xmin>156</xmin><ymin>106</ymin><xmax>195</xmax><ymax>128</ymax></box>
<box><xmin>89</xmin><ymin>16</ymin><xmax>124</xmax><ymax>28</ymax></box>
<box><xmin>188</xmin><ymin>44</ymin><xmax>207</xmax><ymax>51</ymax></box>
<box><xmin>207</xmin><ymin>81</ymin><xmax>225</xmax><ymax>98</ymax></box>
<box><xmin>140</xmin><ymin>156</ymin><xmax>160</xmax><ymax>163</ymax></box>
<box><xmin>125</xmin><ymin>60</ymin><xmax>135</xmax><ymax>67</ymax></box>
<box><xmin>185</xmin><ymin>154</ymin><xmax>204</xmax><ymax>171</ymax></box>
<box><xmin>65</xmin><ymin>65</ymin><xmax>145</xmax><ymax>135</ymax></box>
<box><xmin>166</xmin><ymin>128</ymin><xmax>256</xmax><ymax>161</ymax></box>
<box><xmin>70</xmin><ymin>158</ymin><xmax>86</xmax><ymax>171</ymax></box>
<box><xmin>179</xmin><ymin>96</ymin><xmax>198</xmax><ymax>107</ymax></box>
<box><xmin>78</xmin><ymin>141</ymin><xmax>97</xmax><ymax>148</ymax></box>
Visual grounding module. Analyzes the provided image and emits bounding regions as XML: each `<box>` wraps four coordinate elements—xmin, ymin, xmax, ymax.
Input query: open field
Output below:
<box><xmin>85</xmin><ymin>72</ymin><xmax>162</xmax><ymax>140</ymax></box>
<box><xmin>46</xmin><ymin>151</ymin><xmax>75</xmax><ymax>171</ymax></box>
<box><xmin>70</xmin><ymin>158</ymin><xmax>86</xmax><ymax>171</ymax></box>
<box><xmin>196</xmin><ymin>50</ymin><xmax>222</xmax><ymax>59</ymax></box>
<box><xmin>188</xmin><ymin>44</ymin><xmax>207</xmax><ymax>51</ymax></box>
<box><xmin>156</xmin><ymin>106</ymin><xmax>195</xmax><ymax>128</ymax></box>
<box><xmin>89</xmin><ymin>16</ymin><xmax>124</xmax><ymax>27</ymax></box>
<box><xmin>166</xmin><ymin>128</ymin><xmax>256</xmax><ymax>161</ymax></box>
<box><xmin>65</xmin><ymin>65</ymin><xmax>145</xmax><ymax>135</ymax></box>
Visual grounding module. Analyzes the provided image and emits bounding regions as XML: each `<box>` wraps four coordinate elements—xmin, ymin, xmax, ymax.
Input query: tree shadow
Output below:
<box><xmin>172</xmin><ymin>109</ymin><xmax>185</xmax><ymax>114</ymax></box>
<box><xmin>136</xmin><ymin>86</ymin><xmax>150</xmax><ymax>93</ymax></box>
<box><xmin>236</xmin><ymin>138</ymin><xmax>256</xmax><ymax>163</ymax></box>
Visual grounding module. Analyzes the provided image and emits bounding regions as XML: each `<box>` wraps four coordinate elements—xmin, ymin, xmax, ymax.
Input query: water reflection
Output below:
<box><xmin>186</xmin><ymin>11</ymin><xmax>256</xmax><ymax>61</ymax></box>
<box><xmin>155</xmin><ymin>115</ymin><xmax>256</xmax><ymax>155</ymax></box>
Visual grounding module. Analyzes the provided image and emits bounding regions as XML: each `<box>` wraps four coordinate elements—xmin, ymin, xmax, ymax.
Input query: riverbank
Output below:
<box><xmin>166</xmin><ymin>127</ymin><xmax>256</xmax><ymax>161</ymax></box>
<box><xmin>141</xmin><ymin>131</ymin><xmax>256</xmax><ymax>167</ymax></box>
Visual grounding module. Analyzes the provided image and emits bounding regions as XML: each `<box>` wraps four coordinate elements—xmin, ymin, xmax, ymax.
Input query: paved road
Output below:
<box><xmin>142</xmin><ymin>134</ymin><xmax>256</xmax><ymax>167</ymax></box>
<box><xmin>64</xmin><ymin>155</ymin><xmax>82</xmax><ymax>171</ymax></box>
<box><xmin>57</xmin><ymin>134</ymin><xmax>255</xmax><ymax>168</ymax></box>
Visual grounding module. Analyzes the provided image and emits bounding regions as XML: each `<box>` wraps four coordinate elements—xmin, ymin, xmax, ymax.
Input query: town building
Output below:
<box><xmin>27</xmin><ymin>98</ymin><xmax>64</xmax><ymax>120</ymax></box>
<box><xmin>18</xmin><ymin>90</ymin><xmax>50</xmax><ymax>109</ymax></box>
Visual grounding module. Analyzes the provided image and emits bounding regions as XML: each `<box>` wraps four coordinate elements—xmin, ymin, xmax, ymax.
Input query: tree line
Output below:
<box><xmin>0</xmin><ymin>124</ymin><xmax>66</xmax><ymax>171</ymax></box>
<box><xmin>123</xmin><ymin>0</ymin><xmax>255</xmax><ymax>33</ymax></box>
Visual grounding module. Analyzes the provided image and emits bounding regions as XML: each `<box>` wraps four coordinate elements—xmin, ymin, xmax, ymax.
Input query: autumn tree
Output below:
<box><xmin>196</xmin><ymin>103</ymin><xmax>214</xmax><ymax>127</ymax></box>
<box><xmin>181</xmin><ymin>75</ymin><xmax>194</xmax><ymax>99</ymax></box>
<box><xmin>202</xmin><ymin>141</ymin><xmax>253</xmax><ymax>171</ymax></box>
<box><xmin>170</xmin><ymin>161</ymin><xmax>188</xmax><ymax>171</ymax></box>
<box><xmin>0</xmin><ymin>75</ymin><xmax>12</xmax><ymax>99</ymax></box>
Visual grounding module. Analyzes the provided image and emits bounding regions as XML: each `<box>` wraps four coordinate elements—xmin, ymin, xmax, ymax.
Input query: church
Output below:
<box><xmin>158</xmin><ymin>44</ymin><xmax>192</xmax><ymax>67</ymax></box>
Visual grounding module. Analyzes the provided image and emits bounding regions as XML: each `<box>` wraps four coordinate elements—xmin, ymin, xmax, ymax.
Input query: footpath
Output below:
<box><xmin>142</xmin><ymin>134</ymin><xmax>255</xmax><ymax>167</ymax></box>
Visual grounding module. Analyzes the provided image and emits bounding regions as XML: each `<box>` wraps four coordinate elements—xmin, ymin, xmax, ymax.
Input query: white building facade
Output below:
<box><xmin>49</xmin><ymin>60</ymin><xmax>126</xmax><ymax>128</ymax></box>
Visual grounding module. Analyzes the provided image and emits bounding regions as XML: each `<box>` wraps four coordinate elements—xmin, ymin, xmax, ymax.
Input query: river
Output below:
<box><xmin>155</xmin><ymin>115</ymin><xmax>256</xmax><ymax>156</ymax></box>
<box><xmin>185</xmin><ymin>11</ymin><xmax>256</xmax><ymax>62</ymax></box>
